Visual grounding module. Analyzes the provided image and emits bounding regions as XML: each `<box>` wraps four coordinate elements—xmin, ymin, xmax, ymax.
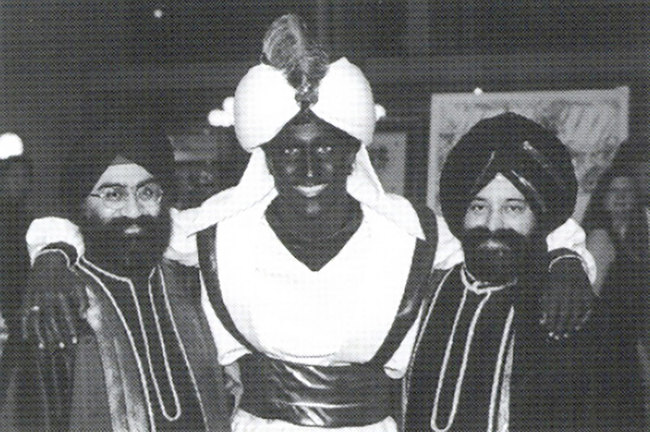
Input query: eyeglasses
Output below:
<box><xmin>89</xmin><ymin>183</ymin><xmax>163</xmax><ymax>210</ymax></box>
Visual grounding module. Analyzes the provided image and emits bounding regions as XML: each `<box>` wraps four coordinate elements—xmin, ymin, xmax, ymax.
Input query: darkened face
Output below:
<box><xmin>264</xmin><ymin>117</ymin><xmax>360</xmax><ymax>218</ymax></box>
<box><xmin>461</xmin><ymin>175</ymin><xmax>537</xmax><ymax>284</ymax></box>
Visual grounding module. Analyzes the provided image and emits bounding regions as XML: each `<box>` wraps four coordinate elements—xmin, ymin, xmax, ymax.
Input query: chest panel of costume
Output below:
<box><xmin>79</xmin><ymin>261</ymin><xmax>204</xmax><ymax>431</ymax></box>
<box><xmin>216</xmin><ymin>205</ymin><xmax>417</xmax><ymax>365</ymax></box>
<box><xmin>405</xmin><ymin>268</ymin><xmax>516</xmax><ymax>432</ymax></box>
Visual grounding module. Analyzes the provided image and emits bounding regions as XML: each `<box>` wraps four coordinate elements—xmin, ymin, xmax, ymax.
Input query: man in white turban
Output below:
<box><xmin>22</xmin><ymin>15</ymin><xmax>595</xmax><ymax>431</ymax></box>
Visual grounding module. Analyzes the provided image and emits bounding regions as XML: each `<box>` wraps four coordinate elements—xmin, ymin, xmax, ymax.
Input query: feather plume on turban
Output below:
<box><xmin>234</xmin><ymin>14</ymin><xmax>375</xmax><ymax>151</ymax></box>
<box><xmin>439</xmin><ymin>112</ymin><xmax>578</xmax><ymax>237</ymax></box>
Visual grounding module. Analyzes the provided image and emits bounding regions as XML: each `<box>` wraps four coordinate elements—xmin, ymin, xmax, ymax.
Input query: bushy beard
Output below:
<box><xmin>461</xmin><ymin>227</ymin><xmax>531</xmax><ymax>285</ymax></box>
<box><xmin>81</xmin><ymin>212</ymin><xmax>170</xmax><ymax>277</ymax></box>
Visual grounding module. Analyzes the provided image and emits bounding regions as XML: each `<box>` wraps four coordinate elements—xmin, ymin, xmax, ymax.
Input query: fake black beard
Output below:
<box><xmin>461</xmin><ymin>227</ymin><xmax>531</xmax><ymax>285</ymax></box>
<box><xmin>81</xmin><ymin>213</ymin><xmax>171</xmax><ymax>277</ymax></box>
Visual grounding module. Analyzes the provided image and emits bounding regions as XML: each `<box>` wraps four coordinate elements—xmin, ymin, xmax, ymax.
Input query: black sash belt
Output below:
<box><xmin>239</xmin><ymin>354</ymin><xmax>394</xmax><ymax>428</ymax></box>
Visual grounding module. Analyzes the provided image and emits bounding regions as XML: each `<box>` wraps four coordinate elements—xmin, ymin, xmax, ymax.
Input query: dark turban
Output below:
<box><xmin>439</xmin><ymin>112</ymin><xmax>577</xmax><ymax>237</ymax></box>
<box><xmin>61</xmin><ymin>117</ymin><xmax>176</xmax><ymax>217</ymax></box>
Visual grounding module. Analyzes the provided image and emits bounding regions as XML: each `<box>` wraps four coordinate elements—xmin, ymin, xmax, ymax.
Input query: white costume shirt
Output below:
<box><xmin>200</xmin><ymin>200</ymin><xmax>420</xmax><ymax>431</ymax></box>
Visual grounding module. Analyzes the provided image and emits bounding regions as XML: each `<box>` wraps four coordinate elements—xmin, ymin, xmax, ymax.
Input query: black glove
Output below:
<box><xmin>540</xmin><ymin>251</ymin><xmax>595</xmax><ymax>340</ymax></box>
<box><xmin>21</xmin><ymin>248</ymin><xmax>88</xmax><ymax>352</ymax></box>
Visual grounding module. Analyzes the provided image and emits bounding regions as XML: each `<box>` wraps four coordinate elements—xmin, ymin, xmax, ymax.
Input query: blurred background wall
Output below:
<box><xmin>0</xmin><ymin>0</ymin><xmax>647</xmax><ymax>215</ymax></box>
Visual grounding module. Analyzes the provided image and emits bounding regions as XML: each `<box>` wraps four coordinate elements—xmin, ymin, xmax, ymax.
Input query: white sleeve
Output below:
<box><xmin>433</xmin><ymin>216</ymin><xmax>464</xmax><ymax>270</ymax></box>
<box><xmin>25</xmin><ymin>217</ymin><xmax>84</xmax><ymax>264</ymax></box>
<box><xmin>164</xmin><ymin>208</ymin><xmax>200</xmax><ymax>267</ymax></box>
<box><xmin>546</xmin><ymin>218</ymin><xmax>597</xmax><ymax>283</ymax></box>
<box><xmin>383</xmin><ymin>309</ymin><xmax>423</xmax><ymax>379</ymax></box>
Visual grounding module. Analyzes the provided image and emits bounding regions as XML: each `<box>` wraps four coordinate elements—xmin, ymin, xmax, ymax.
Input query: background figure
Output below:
<box><xmin>583</xmin><ymin>139</ymin><xmax>649</xmax><ymax>430</ymax></box>
<box><xmin>0</xmin><ymin>151</ymin><xmax>42</xmax><ymax>430</ymax></box>
<box><xmin>632</xmin><ymin>141</ymin><xmax>650</xmax><ymax>426</ymax></box>
<box><xmin>0</xmin><ymin>154</ymin><xmax>32</xmax><ymax>352</ymax></box>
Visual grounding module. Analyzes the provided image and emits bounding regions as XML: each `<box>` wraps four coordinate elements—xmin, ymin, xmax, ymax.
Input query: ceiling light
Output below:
<box><xmin>0</xmin><ymin>132</ymin><xmax>24</xmax><ymax>160</ymax></box>
<box><xmin>375</xmin><ymin>104</ymin><xmax>387</xmax><ymax>121</ymax></box>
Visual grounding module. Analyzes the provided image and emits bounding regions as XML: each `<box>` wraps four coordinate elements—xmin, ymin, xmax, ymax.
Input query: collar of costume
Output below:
<box><xmin>460</xmin><ymin>264</ymin><xmax>517</xmax><ymax>294</ymax></box>
<box><xmin>180</xmin><ymin>58</ymin><xmax>424</xmax><ymax>240</ymax></box>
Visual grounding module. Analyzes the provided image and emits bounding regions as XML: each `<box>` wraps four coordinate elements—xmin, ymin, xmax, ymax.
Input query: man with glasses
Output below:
<box><xmin>10</xmin><ymin>118</ymin><xmax>230</xmax><ymax>431</ymax></box>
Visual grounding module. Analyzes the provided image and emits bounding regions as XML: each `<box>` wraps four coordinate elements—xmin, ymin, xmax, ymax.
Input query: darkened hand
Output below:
<box><xmin>21</xmin><ymin>251</ymin><xmax>87</xmax><ymax>351</ymax></box>
<box><xmin>541</xmin><ymin>254</ymin><xmax>595</xmax><ymax>340</ymax></box>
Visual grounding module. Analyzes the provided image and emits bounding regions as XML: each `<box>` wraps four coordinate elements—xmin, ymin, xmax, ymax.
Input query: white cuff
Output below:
<box><xmin>546</xmin><ymin>218</ymin><xmax>597</xmax><ymax>284</ymax></box>
<box><xmin>164</xmin><ymin>208</ymin><xmax>200</xmax><ymax>267</ymax></box>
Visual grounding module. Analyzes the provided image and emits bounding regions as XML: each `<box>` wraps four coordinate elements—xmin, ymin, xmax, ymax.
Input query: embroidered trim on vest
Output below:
<box><xmin>77</xmin><ymin>259</ymin><xmax>156</xmax><ymax>430</ymax></box>
<box><xmin>78</xmin><ymin>259</ymin><xmax>204</xmax><ymax>427</ymax></box>
<box><xmin>496</xmin><ymin>332</ymin><xmax>515</xmax><ymax>431</ymax></box>
<box><xmin>488</xmin><ymin>307</ymin><xmax>514</xmax><ymax>432</ymax></box>
<box><xmin>402</xmin><ymin>266</ymin><xmax>456</xmax><ymax>427</ymax></box>
<box><xmin>157</xmin><ymin>267</ymin><xmax>210</xmax><ymax>429</ymax></box>
<box><xmin>430</xmin><ymin>283</ymin><xmax>486</xmax><ymax>430</ymax></box>
<box><xmin>145</xmin><ymin>269</ymin><xmax>182</xmax><ymax>421</ymax></box>
<box><xmin>429</xmin><ymin>267</ymin><xmax>515</xmax><ymax>432</ymax></box>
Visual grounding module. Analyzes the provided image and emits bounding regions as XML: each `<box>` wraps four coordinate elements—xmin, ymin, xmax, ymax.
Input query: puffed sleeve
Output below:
<box><xmin>165</xmin><ymin>207</ymin><xmax>200</xmax><ymax>267</ymax></box>
<box><xmin>433</xmin><ymin>216</ymin><xmax>463</xmax><ymax>270</ymax></box>
<box><xmin>26</xmin><ymin>217</ymin><xmax>85</xmax><ymax>264</ymax></box>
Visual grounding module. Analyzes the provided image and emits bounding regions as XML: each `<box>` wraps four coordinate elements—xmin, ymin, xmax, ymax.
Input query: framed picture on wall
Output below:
<box><xmin>427</xmin><ymin>87</ymin><xmax>629</xmax><ymax>220</ymax></box>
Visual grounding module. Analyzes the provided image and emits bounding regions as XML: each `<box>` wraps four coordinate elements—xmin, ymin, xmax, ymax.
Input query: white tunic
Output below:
<box><xmin>201</xmin><ymin>201</ymin><xmax>421</xmax><ymax>432</ymax></box>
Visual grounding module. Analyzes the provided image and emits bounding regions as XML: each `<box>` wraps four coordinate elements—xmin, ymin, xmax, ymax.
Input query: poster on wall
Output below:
<box><xmin>427</xmin><ymin>87</ymin><xmax>629</xmax><ymax>220</ymax></box>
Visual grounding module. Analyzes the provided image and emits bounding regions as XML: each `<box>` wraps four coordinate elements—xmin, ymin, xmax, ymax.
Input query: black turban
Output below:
<box><xmin>61</xmin><ymin>118</ymin><xmax>176</xmax><ymax>217</ymax></box>
<box><xmin>439</xmin><ymin>112</ymin><xmax>577</xmax><ymax>237</ymax></box>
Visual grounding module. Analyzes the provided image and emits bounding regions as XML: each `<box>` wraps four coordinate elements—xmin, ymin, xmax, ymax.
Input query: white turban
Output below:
<box><xmin>180</xmin><ymin>58</ymin><xmax>424</xmax><ymax>240</ymax></box>
<box><xmin>234</xmin><ymin>58</ymin><xmax>376</xmax><ymax>151</ymax></box>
